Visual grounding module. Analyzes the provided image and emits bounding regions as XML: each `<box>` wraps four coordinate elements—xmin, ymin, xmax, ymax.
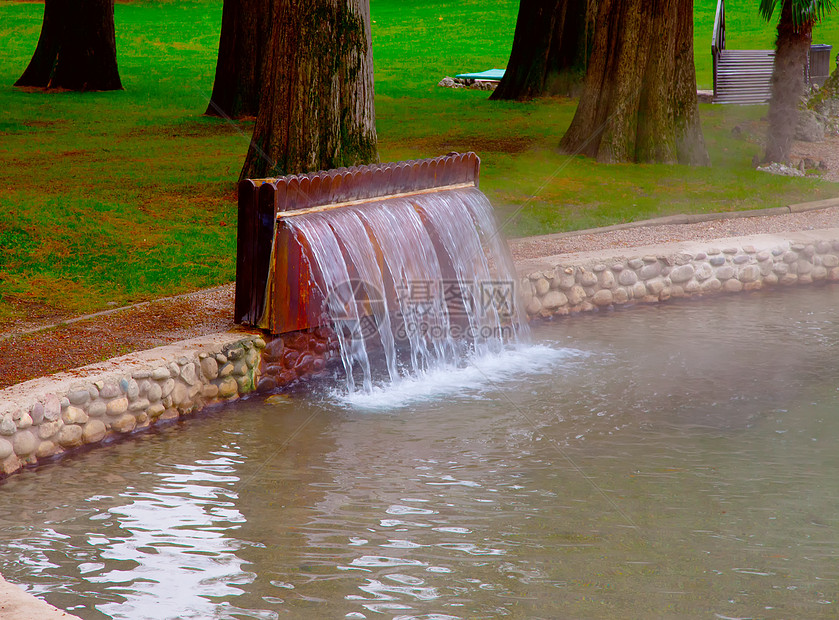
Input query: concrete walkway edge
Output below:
<box><xmin>0</xmin><ymin>574</ymin><xmax>82</xmax><ymax>620</ymax></box>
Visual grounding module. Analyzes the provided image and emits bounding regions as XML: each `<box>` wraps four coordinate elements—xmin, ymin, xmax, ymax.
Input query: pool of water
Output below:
<box><xmin>2</xmin><ymin>286</ymin><xmax>839</xmax><ymax>619</ymax></box>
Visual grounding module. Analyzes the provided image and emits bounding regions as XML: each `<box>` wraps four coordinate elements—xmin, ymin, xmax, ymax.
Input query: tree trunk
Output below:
<box><xmin>763</xmin><ymin>0</ymin><xmax>813</xmax><ymax>163</ymax></box>
<box><xmin>670</xmin><ymin>0</ymin><xmax>708</xmax><ymax>165</ymax></box>
<box><xmin>206</xmin><ymin>0</ymin><xmax>274</xmax><ymax>119</ymax></box>
<box><xmin>15</xmin><ymin>0</ymin><xmax>122</xmax><ymax>91</ymax></box>
<box><xmin>559</xmin><ymin>0</ymin><xmax>708</xmax><ymax>164</ymax></box>
<box><xmin>14</xmin><ymin>0</ymin><xmax>63</xmax><ymax>87</ymax></box>
<box><xmin>491</xmin><ymin>0</ymin><xmax>592</xmax><ymax>101</ymax></box>
<box><xmin>240</xmin><ymin>0</ymin><xmax>378</xmax><ymax>180</ymax></box>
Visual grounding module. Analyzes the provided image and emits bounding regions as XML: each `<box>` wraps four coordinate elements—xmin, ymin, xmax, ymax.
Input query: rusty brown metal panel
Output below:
<box><xmin>272</xmin><ymin>223</ymin><xmax>296</xmax><ymax>334</ymax></box>
<box><xmin>309</xmin><ymin>175</ymin><xmax>322</xmax><ymax>207</ymax></box>
<box><xmin>272</xmin><ymin>221</ymin><xmax>325</xmax><ymax>334</ymax></box>
<box><xmin>298</xmin><ymin>176</ymin><xmax>312</xmax><ymax>210</ymax></box>
<box><xmin>234</xmin><ymin>179</ymin><xmax>258</xmax><ymax>324</ymax></box>
<box><xmin>238</xmin><ymin>152</ymin><xmax>482</xmax><ymax>334</ymax></box>
<box><xmin>467</xmin><ymin>152</ymin><xmax>480</xmax><ymax>187</ymax></box>
<box><xmin>285</xmin><ymin>177</ymin><xmax>300</xmax><ymax>216</ymax></box>
<box><xmin>253</xmin><ymin>182</ymin><xmax>278</xmax><ymax>324</ymax></box>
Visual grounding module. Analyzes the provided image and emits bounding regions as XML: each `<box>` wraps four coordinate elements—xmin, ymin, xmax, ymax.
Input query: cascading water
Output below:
<box><xmin>283</xmin><ymin>187</ymin><xmax>528</xmax><ymax>393</ymax></box>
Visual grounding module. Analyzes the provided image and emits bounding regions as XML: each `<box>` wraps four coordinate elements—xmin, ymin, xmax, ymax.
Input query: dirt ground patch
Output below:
<box><xmin>390</xmin><ymin>135</ymin><xmax>537</xmax><ymax>155</ymax></box>
<box><xmin>0</xmin><ymin>286</ymin><xmax>235</xmax><ymax>390</ymax></box>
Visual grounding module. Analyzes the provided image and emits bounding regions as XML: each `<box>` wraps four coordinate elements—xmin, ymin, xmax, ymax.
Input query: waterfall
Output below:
<box><xmin>284</xmin><ymin>187</ymin><xmax>527</xmax><ymax>393</ymax></box>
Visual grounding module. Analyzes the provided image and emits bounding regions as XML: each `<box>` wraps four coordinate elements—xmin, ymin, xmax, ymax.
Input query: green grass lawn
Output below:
<box><xmin>0</xmin><ymin>0</ymin><xmax>838</xmax><ymax>326</ymax></box>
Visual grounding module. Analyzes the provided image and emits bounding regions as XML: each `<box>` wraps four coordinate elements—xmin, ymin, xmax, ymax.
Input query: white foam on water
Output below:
<box><xmin>335</xmin><ymin>343</ymin><xmax>584</xmax><ymax>411</ymax></box>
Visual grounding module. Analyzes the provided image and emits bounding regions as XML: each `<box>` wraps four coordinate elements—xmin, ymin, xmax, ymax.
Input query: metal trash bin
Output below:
<box><xmin>809</xmin><ymin>44</ymin><xmax>833</xmax><ymax>86</ymax></box>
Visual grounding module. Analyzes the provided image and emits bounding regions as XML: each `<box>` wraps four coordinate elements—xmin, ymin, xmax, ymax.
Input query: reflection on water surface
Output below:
<box><xmin>1</xmin><ymin>286</ymin><xmax>838</xmax><ymax>619</ymax></box>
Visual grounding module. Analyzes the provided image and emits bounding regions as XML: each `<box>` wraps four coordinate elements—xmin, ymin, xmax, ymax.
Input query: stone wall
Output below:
<box><xmin>256</xmin><ymin>327</ymin><xmax>338</xmax><ymax>392</ymax></box>
<box><xmin>0</xmin><ymin>333</ymin><xmax>265</xmax><ymax>476</ymax></box>
<box><xmin>520</xmin><ymin>231</ymin><xmax>839</xmax><ymax>319</ymax></box>
<box><xmin>0</xmin><ymin>328</ymin><xmax>341</xmax><ymax>478</ymax></box>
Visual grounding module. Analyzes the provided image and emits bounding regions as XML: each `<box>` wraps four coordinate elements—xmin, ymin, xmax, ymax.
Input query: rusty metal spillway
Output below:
<box><xmin>234</xmin><ymin>150</ymin><xmax>527</xmax><ymax>393</ymax></box>
<box><xmin>235</xmin><ymin>152</ymin><xmax>483</xmax><ymax>335</ymax></box>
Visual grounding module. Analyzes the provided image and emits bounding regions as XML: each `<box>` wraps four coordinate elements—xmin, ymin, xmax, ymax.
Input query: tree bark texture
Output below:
<box><xmin>241</xmin><ymin>0</ymin><xmax>378</xmax><ymax>180</ymax></box>
<box><xmin>559</xmin><ymin>0</ymin><xmax>708</xmax><ymax>164</ymax></box>
<box><xmin>491</xmin><ymin>0</ymin><xmax>592</xmax><ymax>101</ymax></box>
<box><xmin>15</xmin><ymin>0</ymin><xmax>122</xmax><ymax>91</ymax></box>
<box><xmin>206</xmin><ymin>0</ymin><xmax>274</xmax><ymax>118</ymax></box>
<box><xmin>763</xmin><ymin>0</ymin><xmax>812</xmax><ymax>163</ymax></box>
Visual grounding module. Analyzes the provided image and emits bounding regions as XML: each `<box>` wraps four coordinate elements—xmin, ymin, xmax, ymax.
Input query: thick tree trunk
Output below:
<box><xmin>15</xmin><ymin>0</ymin><xmax>122</xmax><ymax>91</ymax></box>
<box><xmin>14</xmin><ymin>0</ymin><xmax>63</xmax><ymax>87</ymax></box>
<box><xmin>206</xmin><ymin>0</ymin><xmax>274</xmax><ymax>119</ymax></box>
<box><xmin>240</xmin><ymin>0</ymin><xmax>378</xmax><ymax>180</ymax></box>
<box><xmin>491</xmin><ymin>0</ymin><xmax>592</xmax><ymax>101</ymax></box>
<box><xmin>670</xmin><ymin>0</ymin><xmax>708</xmax><ymax>165</ymax></box>
<box><xmin>763</xmin><ymin>0</ymin><xmax>813</xmax><ymax>163</ymax></box>
<box><xmin>559</xmin><ymin>0</ymin><xmax>708</xmax><ymax>164</ymax></box>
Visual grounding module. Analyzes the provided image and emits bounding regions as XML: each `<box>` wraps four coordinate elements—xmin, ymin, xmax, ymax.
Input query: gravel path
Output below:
<box><xmin>2</xmin><ymin>205</ymin><xmax>839</xmax><ymax>389</ymax></box>
<box><xmin>509</xmin><ymin>206</ymin><xmax>839</xmax><ymax>259</ymax></box>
